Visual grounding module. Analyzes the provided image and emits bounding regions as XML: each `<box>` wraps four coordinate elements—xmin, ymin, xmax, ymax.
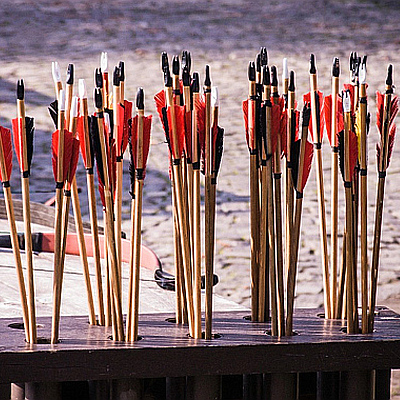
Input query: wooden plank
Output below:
<box><xmin>0</xmin><ymin>309</ymin><xmax>400</xmax><ymax>383</ymax></box>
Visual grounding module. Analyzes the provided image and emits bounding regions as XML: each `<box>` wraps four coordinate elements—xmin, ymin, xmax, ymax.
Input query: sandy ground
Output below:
<box><xmin>1</xmin><ymin>0</ymin><xmax>400</xmax><ymax>395</ymax></box>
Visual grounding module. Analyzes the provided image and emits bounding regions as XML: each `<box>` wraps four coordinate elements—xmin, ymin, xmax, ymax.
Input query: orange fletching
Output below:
<box><xmin>118</xmin><ymin>100</ymin><xmax>132</xmax><ymax>156</ymax></box>
<box><xmin>11</xmin><ymin>118</ymin><xmax>24</xmax><ymax>171</ymax></box>
<box><xmin>167</xmin><ymin>104</ymin><xmax>185</xmax><ymax>159</ymax></box>
<box><xmin>242</xmin><ymin>99</ymin><xmax>249</xmax><ymax>148</ymax></box>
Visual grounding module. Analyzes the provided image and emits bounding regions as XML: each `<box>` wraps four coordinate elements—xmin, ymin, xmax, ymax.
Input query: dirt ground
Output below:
<box><xmin>1</xmin><ymin>0</ymin><xmax>400</xmax><ymax>396</ymax></box>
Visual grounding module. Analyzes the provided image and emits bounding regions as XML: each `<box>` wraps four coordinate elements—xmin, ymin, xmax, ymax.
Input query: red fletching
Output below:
<box><xmin>270</xmin><ymin>103</ymin><xmax>282</xmax><ymax>156</ymax></box>
<box><xmin>66</xmin><ymin>137</ymin><xmax>80</xmax><ymax>185</ymax></box>
<box><xmin>323</xmin><ymin>94</ymin><xmax>343</xmax><ymax>147</ymax></box>
<box><xmin>98</xmin><ymin>178</ymin><xmax>105</xmax><ymax>208</ymax></box>
<box><xmin>51</xmin><ymin>129</ymin><xmax>76</xmax><ymax>183</ymax></box>
<box><xmin>131</xmin><ymin>115</ymin><xmax>152</xmax><ymax>179</ymax></box>
<box><xmin>184</xmin><ymin>111</ymin><xmax>192</xmax><ymax>160</ymax></box>
<box><xmin>303</xmin><ymin>91</ymin><xmax>324</xmax><ymax>143</ymax></box>
<box><xmin>11</xmin><ymin>118</ymin><xmax>24</xmax><ymax>171</ymax></box>
<box><xmin>300</xmin><ymin>140</ymin><xmax>314</xmax><ymax>191</ymax></box>
<box><xmin>76</xmin><ymin>116</ymin><xmax>89</xmax><ymax>168</ymax></box>
<box><xmin>167</xmin><ymin>104</ymin><xmax>185</xmax><ymax>159</ymax></box>
<box><xmin>242</xmin><ymin>99</ymin><xmax>249</xmax><ymax>148</ymax></box>
<box><xmin>349</xmin><ymin>129</ymin><xmax>359</xmax><ymax>180</ymax></box>
<box><xmin>154</xmin><ymin>90</ymin><xmax>166</xmax><ymax>122</ymax></box>
<box><xmin>0</xmin><ymin>126</ymin><xmax>12</xmax><ymax>182</ymax></box>
<box><xmin>376</xmin><ymin>92</ymin><xmax>399</xmax><ymax>134</ymax></box>
<box><xmin>118</xmin><ymin>100</ymin><xmax>132</xmax><ymax>156</ymax></box>
<box><xmin>282</xmin><ymin>110</ymin><xmax>299</xmax><ymax>157</ymax></box>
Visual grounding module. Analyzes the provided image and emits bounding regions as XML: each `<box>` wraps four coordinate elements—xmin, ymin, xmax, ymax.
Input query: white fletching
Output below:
<box><xmin>71</xmin><ymin>96</ymin><xmax>78</xmax><ymax>118</ymax></box>
<box><xmin>359</xmin><ymin>63</ymin><xmax>367</xmax><ymax>85</ymax></box>
<box><xmin>101</xmin><ymin>52</ymin><xmax>108</xmax><ymax>72</ymax></box>
<box><xmin>52</xmin><ymin>61</ymin><xmax>61</xmax><ymax>83</ymax></box>
<box><xmin>211</xmin><ymin>87</ymin><xmax>219</xmax><ymax>108</ymax></box>
<box><xmin>282</xmin><ymin>58</ymin><xmax>288</xmax><ymax>80</ymax></box>
<box><xmin>343</xmin><ymin>91</ymin><xmax>351</xmax><ymax>113</ymax></box>
<box><xmin>59</xmin><ymin>90</ymin><xmax>65</xmax><ymax>111</ymax></box>
<box><xmin>104</xmin><ymin>112</ymin><xmax>111</xmax><ymax>132</ymax></box>
<box><xmin>79</xmin><ymin>79</ymin><xmax>87</xmax><ymax>99</ymax></box>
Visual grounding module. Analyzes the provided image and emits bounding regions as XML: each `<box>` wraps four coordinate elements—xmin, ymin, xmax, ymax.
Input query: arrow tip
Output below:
<box><xmin>172</xmin><ymin>55</ymin><xmax>180</xmax><ymax>76</ymax></box>
<box><xmin>271</xmin><ymin>65</ymin><xmax>278</xmax><ymax>87</ymax></box>
<box><xmin>52</xmin><ymin>61</ymin><xmax>61</xmax><ymax>84</ymax></box>
<box><xmin>113</xmin><ymin>66</ymin><xmax>121</xmax><ymax>86</ymax></box>
<box><xmin>164</xmin><ymin>67</ymin><xmax>172</xmax><ymax>87</ymax></box>
<box><xmin>119</xmin><ymin>61</ymin><xmax>125</xmax><ymax>81</ymax></box>
<box><xmin>191</xmin><ymin>72</ymin><xmax>200</xmax><ymax>93</ymax></box>
<box><xmin>211</xmin><ymin>86</ymin><xmax>219</xmax><ymax>108</ymax></box>
<box><xmin>248</xmin><ymin>62</ymin><xmax>256</xmax><ymax>82</ymax></box>
<box><xmin>204</xmin><ymin>65</ymin><xmax>211</xmax><ymax>87</ymax></box>
<box><xmin>332</xmin><ymin>57</ymin><xmax>340</xmax><ymax>78</ymax></box>
<box><xmin>386</xmin><ymin>64</ymin><xmax>393</xmax><ymax>87</ymax></box>
<box><xmin>181</xmin><ymin>50</ymin><xmax>191</xmax><ymax>72</ymax></box>
<box><xmin>95</xmin><ymin>68</ymin><xmax>103</xmax><ymax>89</ymax></box>
<box><xmin>309</xmin><ymin>54</ymin><xmax>316</xmax><ymax>74</ymax></box>
<box><xmin>66</xmin><ymin>63</ymin><xmax>74</xmax><ymax>85</ymax></box>
<box><xmin>101</xmin><ymin>52</ymin><xmax>108</xmax><ymax>72</ymax></box>
<box><xmin>255</xmin><ymin>53</ymin><xmax>261</xmax><ymax>73</ymax></box>
<box><xmin>94</xmin><ymin>88</ymin><xmax>103</xmax><ymax>109</ymax></box>
<box><xmin>136</xmin><ymin>87</ymin><xmax>144</xmax><ymax>110</ymax></box>
<box><xmin>161</xmin><ymin>52</ymin><xmax>169</xmax><ymax>72</ymax></box>
<box><xmin>289</xmin><ymin>70</ymin><xmax>295</xmax><ymax>91</ymax></box>
<box><xmin>282</xmin><ymin>58</ymin><xmax>288</xmax><ymax>80</ymax></box>
<box><xmin>260</xmin><ymin>47</ymin><xmax>268</xmax><ymax>67</ymax></box>
<box><xmin>79</xmin><ymin>79</ymin><xmax>87</xmax><ymax>99</ymax></box>
<box><xmin>17</xmin><ymin>79</ymin><xmax>24</xmax><ymax>101</ymax></box>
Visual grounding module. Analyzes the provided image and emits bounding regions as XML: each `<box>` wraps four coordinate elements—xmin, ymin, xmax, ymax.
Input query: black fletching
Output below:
<box><xmin>291</xmin><ymin>139</ymin><xmax>301</xmax><ymax>188</ymax></box>
<box><xmin>213</xmin><ymin>126</ymin><xmax>224</xmax><ymax>181</ymax></box>
<box><xmin>48</xmin><ymin>99</ymin><xmax>58</xmax><ymax>129</ymax></box>
<box><xmin>315</xmin><ymin>91</ymin><xmax>321</xmax><ymax>140</ymax></box>
<box><xmin>128</xmin><ymin>120</ymin><xmax>135</xmax><ymax>198</ymax></box>
<box><xmin>89</xmin><ymin>115</ymin><xmax>105</xmax><ymax>186</ymax></box>
<box><xmin>104</xmin><ymin>108</ymin><xmax>114</xmax><ymax>139</ymax></box>
<box><xmin>25</xmin><ymin>117</ymin><xmax>34</xmax><ymax>175</ymax></box>
<box><xmin>260</xmin><ymin>102</ymin><xmax>267</xmax><ymax>159</ymax></box>
<box><xmin>161</xmin><ymin>107</ymin><xmax>172</xmax><ymax>155</ymax></box>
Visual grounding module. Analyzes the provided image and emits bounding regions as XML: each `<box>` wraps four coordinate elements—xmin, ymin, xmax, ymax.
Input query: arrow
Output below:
<box><xmin>12</xmin><ymin>79</ymin><xmax>36</xmax><ymax>343</ymax></box>
<box><xmin>304</xmin><ymin>54</ymin><xmax>331</xmax><ymax>319</ymax></box>
<box><xmin>126</xmin><ymin>88</ymin><xmax>152</xmax><ymax>342</ymax></box>
<box><xmin>369</xmin><ymin>65</ymin><xmax>399</xmax><ymax>332</ymax></box>
<box><xmin>77</xmin><ymin>79</ymin><xmax>105</xmax><ymax>325</ymax></box>
<box><xmin>286</xmin><ymin>103</ymin><xmax>313</xmax><ymax>335</ymax></box>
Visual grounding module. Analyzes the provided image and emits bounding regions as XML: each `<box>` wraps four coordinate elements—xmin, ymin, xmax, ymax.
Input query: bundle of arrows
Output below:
<box><xmin>0</xmin><ymin>53</ymin><xmax>153</xmax><ymax>343</ymax></box>
<box><xmin>244</xmin><ymin>49</ymin><xmax>398</xmax><ymax>336</ymax></box>
<box><xmin>154</xmin><ymin>51</ymin><xmax>225</xmax><ymax>339</ymax></box>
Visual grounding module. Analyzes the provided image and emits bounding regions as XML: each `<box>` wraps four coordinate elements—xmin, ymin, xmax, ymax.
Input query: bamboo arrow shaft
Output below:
<box><xmin>331</xmin><ymin>76</ymin><xmax>339</xmax><ymax>318</ymax></box>
<box><xmin>258</xmin><ymin>165</ymin><xmax>267</xmax><ymax>323</ymax></box>
<box><xmin>129</xmin><ymin>179</ymin><xmax>143</xmax><ymax>341</ymax></box>
<box><xmin>369</xmin><ymin>177</ymin><xmax>385</xmax><ymax>332</ymax></box>
<box><xmin>193</xmin><ymin>168</ymin><xmax>202</xmax><ymax>338</ymax></box>
<box><xmin>3</xmin><ymin>185</ymin><xmax>30</xmax><ymax>342</ymax></box>
<box><xmin>71</xmin><ymin>179</ymin><xmax>96</xmax><ymax>325</ymax></box>
<box><xmin>87</xmin><ymin>171</ymin><xmax>105</xmax><ymax>325</ymax></box>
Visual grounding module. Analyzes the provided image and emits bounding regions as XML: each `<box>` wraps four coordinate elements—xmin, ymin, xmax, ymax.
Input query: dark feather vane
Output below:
<box><xmin>48</xmin><ymin>100</ymin><xmax>58</xmax><ymax>130</ymax></box>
